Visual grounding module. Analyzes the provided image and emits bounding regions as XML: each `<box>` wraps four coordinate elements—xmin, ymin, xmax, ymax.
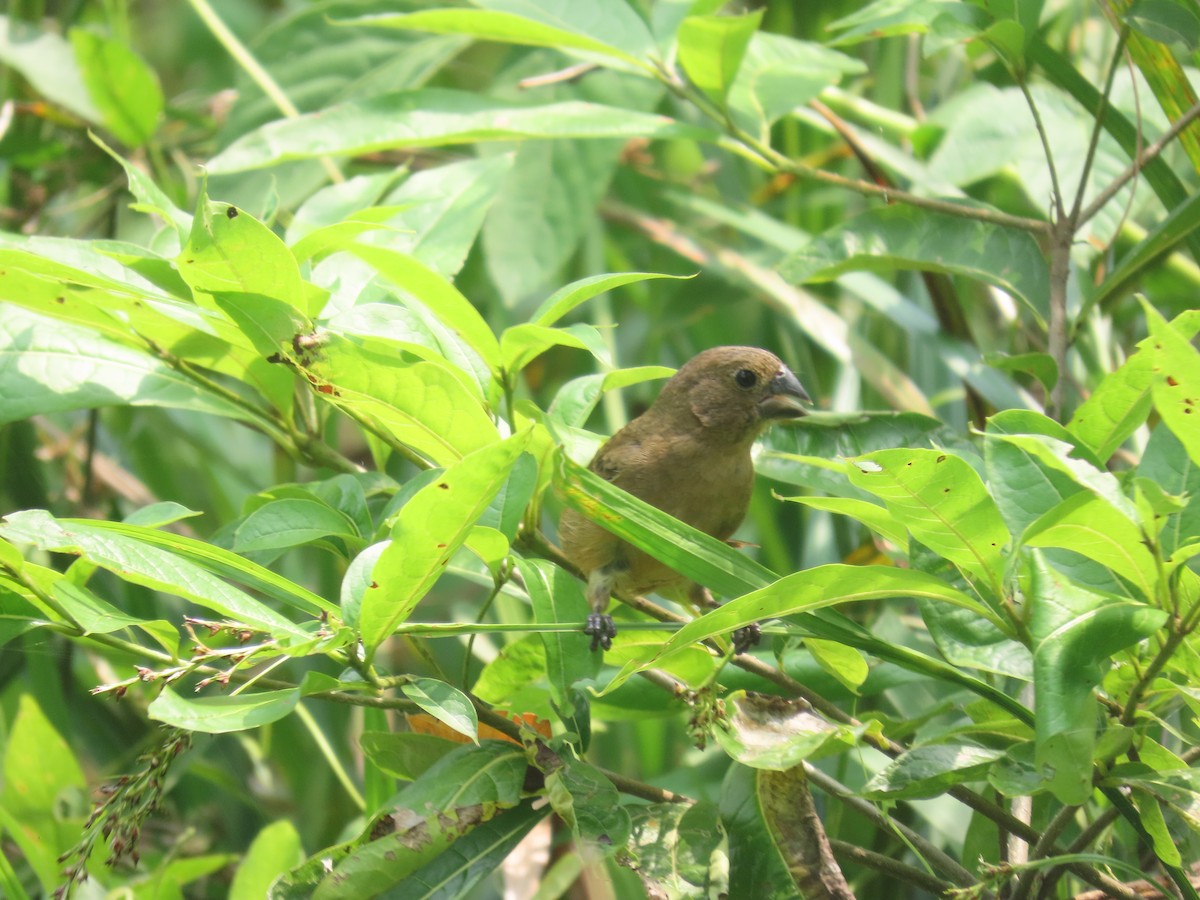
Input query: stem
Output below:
<box><xmin>1010</xmin><ymin>803</ymin><xmax>1080</xmax><ymax>900</ymax></box>
<box><xmin>184</xmin><ymin>0</ymin><xmax>343</xmax><ymax>185</ymax></box>
<box><xmin>828</xmin><ymin>839</ymin><xmax>950</xmax><ymax>896</ymax></box>
<box><xmin>803</xmin><ymin>764</ymin><xmax>982</xmax><ymax>891</ymax></box>
<box><xmin>1077</xmin><ymin>97</ymin><xmax>1200</xmax><ymax>227</ymax></box>
<box><xmin>1068</xmin><ymin>29</ymin><xmax>1129</xmax><ymax>226</ymax></box>
<box><xmin>1018</xmin><ymin>79</ymin><xmax>1065</xmax><ymax>222</ymax></box>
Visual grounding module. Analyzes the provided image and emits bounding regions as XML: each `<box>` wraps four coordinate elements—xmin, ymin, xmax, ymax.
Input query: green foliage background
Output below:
<box><xmin>2</xmin><ymin>0</ymin><xmax>1200</xmax><ymax>898</ymax></box>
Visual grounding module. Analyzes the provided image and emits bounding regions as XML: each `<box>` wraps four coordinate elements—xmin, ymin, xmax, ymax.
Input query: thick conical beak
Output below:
<box><xmin>758</xmin><ymin>366</ymin><xmax>811</xmax><ymax>419</ymax></box>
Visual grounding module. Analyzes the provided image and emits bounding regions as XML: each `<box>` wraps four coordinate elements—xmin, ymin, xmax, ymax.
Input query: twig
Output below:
<box><xmin>829</xmin><ymin>839</ymin><xmax>951</xmax><ymax>896</ymax></box>
<box><xmin>1078</xmin><ymin>97</ymin><xmax>1200</xmax><ymax>227</ymax></box>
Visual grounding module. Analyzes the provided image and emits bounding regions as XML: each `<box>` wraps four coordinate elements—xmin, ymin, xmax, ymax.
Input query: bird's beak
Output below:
<box><xmin>758</xmin><ymin>366</ymin><xmax>811</xmax><ymax>419</ymax></box>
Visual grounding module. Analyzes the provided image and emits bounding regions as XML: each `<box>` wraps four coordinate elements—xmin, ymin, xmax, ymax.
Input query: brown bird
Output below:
<box><xmin>559</xmin><ymin>346</ymin><xmax>811</xmax><ymax>651</ymax></box>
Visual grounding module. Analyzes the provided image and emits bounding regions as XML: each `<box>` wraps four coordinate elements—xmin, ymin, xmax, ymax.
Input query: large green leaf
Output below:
<box><xmin>677</xmin><ymin>11</ymin><xmax>763</xmax><ymax>104</ymax></box>
<box><xmin>778</xmin><ymin>206</ymin><xmax>1050</xmax><ymax>325</ymax></box>
<box><xmin>70</xmin><ymin>29</ymin><xmax>162</xmax><ymax>147</ymax></box>
<box><xmin>0</xmin><ymin>305</ymin><xmax>257</xmax><ymax>426</ymax></box>
<box><xmin>846</xmin><ymin>448</ymin><xmax>1011</xmax><ymax>590</ymax></box>
<box><xmin>357</xmin><ymin>431</ymin><xmax>531</xmax><ymax>654</ymax></box>
<box><xmin>1027</xmin><ymin>556</ymin><xmax>1166</xmax><ymax>804</ymax></box>
<box><xmin>1144</xmin><ymin>302</ymin><xmax>1200</xmax><ymax>467</ymax></box>
<box><xmin>208</xmin><ymin>89</ymin><xmax>717</xmax><ymax>173</ymax></box>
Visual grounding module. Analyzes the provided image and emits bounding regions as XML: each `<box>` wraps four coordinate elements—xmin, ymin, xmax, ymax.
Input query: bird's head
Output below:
<box><xmin>654</xmin><ymin>346</ymin><xmax>811</xmax><ymax>442</ymax></box>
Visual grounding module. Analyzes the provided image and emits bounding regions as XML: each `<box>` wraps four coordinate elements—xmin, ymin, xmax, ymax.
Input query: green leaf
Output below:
<box><xmin>360</xmin><ymin>731</ymin><xmax>458</xmax><ymax>781</ymax></box>
<box><xmin>343</xmin><ymin>244</ymin><xmax>501</xmax><ymax>377</ymax></box>
<box><xmin>727</xmin><ymin>32</ymin><xmax>865</xmax><ymax>133</ymax></box>
<box><xmin>400</xmin><ymin>677</ymin><xmax>479</xmax><ymax>743</ymax></box>
<box><xmin>514</xmin><ymin>557</ymin><xmax>598</xmax><ymax>716</ymax></box>
<box><xmin>607</xmin><ymin>563</ymin><xmax>1004</xmax><ymax>690</ymax></box>
<box><xmin>208</xmin><ymin>89</ymin><xmax>717</xmax><ymax>174</ymax></box>
<box><xmin>1143</xmin><ymin>301</ymin><xmax>1200</xmax><ymax>467</ymax></box>
<box><xmin>983</xmin><ymin>351</ymin><xmax>1058</xmax><ymax>395</ymax></box>
<box><xmin>862</xmin><ymin>744</ymin><xmax>1006</xmax><ymax>799</ymax></box>
<box><xmin>70</xmin><ymin>29</ymin><xmax>162</xmax><ymax>147</ymax></box>
<box><xmin>92</xmin><ymin>133</ymin><xmax>191</xmax><ymax>236</ymax></box>
<box><xmin>1068</xmin><ymin>346</ymin><xmax>1155</xmax><ymax>462</ymax></box>
<box><xmin>0</xmin><ymin>694</ymin><xmax>85</xmax><ymax>886</ymax></box>
<box><xmin>548</xmin><ymin>366</ymin><xmax>674</xmax><ymax>427</ymax></box>
<box><xmin>826</xmin><ymin>0</ymin><xmax>989</xmax><ymax>45</ymax></box>
<box><xmin>358</xmin><ymin>431</ymin><xmax>532</xmax><ymax>654</ymax></box>
<box><xmin>777</xmin><ymin>494</ymin><xmax>908</xmax><ymax>549</ymax></box>
<box><xmin>362</xmin><ymin>154</ymin><xmax>513</xmax><ymax>278</ymax></box>
<box><xmin>778</xmin><ymin>206</ymin><xmax>1050</xmax><ymax>325</ymax></box>
<box><xmin>0</xmin><ymin>305</ymin><xmax>256</xmax><ymax>426</ymax></box>
<box><xmin>0</xmin><ymin>15</ymin><xmax>99</xmax><ymax>122</ymax></box>
<box><xmin>178</xmin><ymin>197</ymin><xmax>318</xmax><ymax>319</ymax></box>
<box><xmin>52</xmin><ymin>580</ymin><xmax>179</xmax><ymax>654</ymax></box>
<box><xmin>846</xmin><ymin>448</ymin><xmax>1011</xmax><ymax>589</ymax></box>
<box><xmin>630</xmin><ymin>802</ymin><xmax>727</xmax><ymax>897</ymax></box>
<box><xmin>1125</xmin><ymin>0</ymin><xmax>1200</xmax><ymax>50</ymax></box>
<box><xmin>148</xmin><ymin>686</ymin><xmax>301</xmax><ymax>734</ymax></box>
<box><xmin>380</xmin><ymin>802</ymin><xmax>545</xmax><ymax>897</ymax></box>
<box><xmin>300</xmin><ymin>742</ymin><xmax>528</xmax><ymax>900</ymax></box>
<box><xmin>0</xmin><ymin>510</ymin><xmax>310</xmax><ymax>638</ymax></box>
<box><xmin>123</xmin><ymin>501</ymin><xmax>203</xmax><ymax>528</ymax></box>
<box><xmin>499</xmin><ymin>322</ymin><xmax>609</xmax><ymax>376</ymax></box>
<box><xmin>230</xmin><ymin>821</ymin><xmax>303</xmax><ymax>900</ymax></box>
<box><xmin>530</xmin><ymin>271</ymin><xmax>691</xmax><ymax>327</ymax></box>
<box><xmin>712</xmin><ymin>690</ymin><xmax>864</xmax><ymax>769</ymax></box>
<box><xmin>805</xmin><ymin>637</ymin><xmax>869</xmax><ymax>693</ymax></box>
<box><xmin>343</xmin><ymin>5</ymin><xmax>655</xmax><ymax>69</ymax></box>
<box><xmin>720</xmin><ymin>765</ymin><xmax>799</xmax><ymax>900</ymax></box>
<box><xmin>1023</xmin><ymin>492</ymin><xmax>1158</xmax><ymax>601</ymax></box>
<box><xmin>302</xmin><ymin>340</ymin><xmax>498</xmax><ymax>466</ymax></box>
<box><xmin>677</xmin><ymin>11</ymin><xmax>763</xmax><ymax>103</ymax></box>
<box><xmin>1027</xmin><ymin>556</ymin><xmax>1167</xmax><ymax>804</ymax></box>
<box><xmin>233</xmin><ymin>499</ymin><xmax>361</xmax><ymax>554</ymax></box>
<box><xmin>544</xmin><ymin>753</ymin><xmax>631</xmax><ymax>853</ymax></box>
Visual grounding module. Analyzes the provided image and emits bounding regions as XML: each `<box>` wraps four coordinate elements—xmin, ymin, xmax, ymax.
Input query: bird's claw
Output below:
<box><xmin>732</xmin><ymin>623</ymin><xmax>762</xmax><ymax>654</ymax></box>
<box><xmin>585</xmin><ymin>613</ymin><xmax>617</xmax><ymax>651</ymax></box>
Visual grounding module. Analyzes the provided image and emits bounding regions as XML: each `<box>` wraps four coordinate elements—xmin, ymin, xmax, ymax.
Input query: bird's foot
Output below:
<box><xmin>732</xmin><ymin>623</ymin><xmax>762</xmax><ymax>654</ymax></box>
<box><xmin>585</xmin><ymin>613</ymin><xmax>617</xmax><ymax>651</ymax></box>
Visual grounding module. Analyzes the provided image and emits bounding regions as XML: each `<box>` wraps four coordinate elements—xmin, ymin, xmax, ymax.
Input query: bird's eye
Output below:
<box><xmin>734</xmin><ymin>368</ymin><xmax>758</xmax><ymax>388</ymax></box>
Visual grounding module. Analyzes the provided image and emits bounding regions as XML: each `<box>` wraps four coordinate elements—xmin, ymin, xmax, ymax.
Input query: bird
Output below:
<box><xmin>559</xmin><ymin>346</ymin><xmax>811</xmax><ymax>651</ymax></box>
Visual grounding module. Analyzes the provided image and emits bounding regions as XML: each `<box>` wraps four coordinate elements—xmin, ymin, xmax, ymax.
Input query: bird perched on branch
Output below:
<box><xmin>560</xmin><ymin>346</ymin><xmax>811</xmax><ymax>651</ymax></box>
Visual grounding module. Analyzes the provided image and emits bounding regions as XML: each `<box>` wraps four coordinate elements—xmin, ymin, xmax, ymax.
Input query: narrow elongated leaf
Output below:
<box><xmin>778</xmin><ymin>206</ymin><xmax>1050</xmax><ymax>325</ymax></box>
<box><xmin>777</xmin><ymin>494</ymin><xmax>907</xmax><ymax>548</ymax></box>
<box><xmin>846</xmin><ymin>448</ymin><xmax>1011</xmax><ymax>589</ymax></box>
<box><xmin>0</xmin><ymin>510</ymin><xmax>308</xmax><ymax>637</ymax></box>
<box><xmin>345</xmin><ymin>7</ymin><xmax>652</xmax><ymax>69</ymax></box>
<box><xmin>149</xmin><ymin>686</ymin><xmax>300</xmax><ymax>734</ymax></box>
<box><xmin>530</xmin><ymin>272</ymin><xmax>691</xmax><ymax>327</ymax></box>
<box><xmin>606</xmin><ymin>564</ymin><xmax>1004</xmax><ymax>691</ymax></box>
<box><xmin>208</xmin><ymin>89</ymin><xmax>717</xmax><ymax>174</ymax></box>
<box><xmin>359</xmin><ymin>431</ymin><xmax>531</xmax><ymax>654</ymax></box>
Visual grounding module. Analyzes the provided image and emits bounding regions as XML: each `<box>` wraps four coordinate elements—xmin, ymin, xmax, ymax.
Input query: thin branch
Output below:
<box><xmin>1011</xmin><ymin>803</ymin><xmax>1082</xmax><ymax>900</ymax></box>
<box><xmin>829</xmin><ymin>839</ymin><xmax>951</xmax><ymax>896</ymax></box>
<box><xmin>804</xmin><ymin>763</ymin><xmax>984</xmax><ymax>892</ymax></box>
<box><xmin>1018</xmin><ymin>79</ymin><xmax>1066</xmax><ymax>221</ymax></box>
<box><xmin>1068</xmin><ymin>28</ymin><xmax>1130</xmax><ymax>226</ymax></box>
<box><xmin>1078</xmin><ymin>97</ymin><xmax>1200</xmax><ymax>227</ymax></box>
